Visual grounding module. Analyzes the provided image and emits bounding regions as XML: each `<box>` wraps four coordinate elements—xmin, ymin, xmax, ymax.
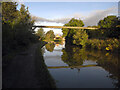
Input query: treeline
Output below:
<box><xmin>2</xmin><ymin>2</ymin><xmax>38</xmax><ymax>56</ymax></box>
<box><xmin>36</xmin><ymin>28</ymin><xmax>55</xmax><ymax>42</ymax></box>
<box><xmin>62</xmin><ymin>16</ymin><xmax>120</xmax><ymax>52</ymax></box>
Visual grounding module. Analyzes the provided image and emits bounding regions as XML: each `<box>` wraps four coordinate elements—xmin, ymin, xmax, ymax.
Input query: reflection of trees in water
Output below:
<box><xmin>85</xmin><ymin>50</ymin><xmax>120</xmax><ymax>88</ymax></box>
<box><xmin>94</xmin><ymin>52</ymin><xmax>120</xmax><ymax>88</ymax></box>
<box><xmin>61</xmin><ymin>44</ymin><xmax>120</xmax><ymax>88</ymax></box>
<box><xmin>61</xmin><ymin>45</ymin><xmax>86</xmax><ymax>66</ymax></box>
<box><xmin>45</xmin><ymin>43</ymin><xmax>55</xmax><ymax>52</ymax></box>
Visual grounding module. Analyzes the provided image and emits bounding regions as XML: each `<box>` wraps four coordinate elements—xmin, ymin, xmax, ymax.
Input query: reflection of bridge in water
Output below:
<box><xmin>47</xmin><ymin>64</ymin><xmax>98</xmax><ymax>69</ymax></box>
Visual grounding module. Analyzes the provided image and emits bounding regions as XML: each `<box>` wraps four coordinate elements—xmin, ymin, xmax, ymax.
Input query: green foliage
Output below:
<box><xmin>45</xmin><ymin>43</ymin><xmax>55</xmax><ymax>52</ymax></box>
<box><xmin>61</xmin><ymin>45</ymin><xmax>119</xmax><ymax>87</ymax></box>
<box><xmin>98</xmin><ymin>15</ymin><xmax>118</xmax><ymax>28</ymax></box>
<box><xmin>62</xmin><ymin>18</ymin><xmax>84</xmax><ymax>37</ymax></box>
<box><xmin>36</xmin><ymin>28</ymin><xmax>45</xmax><ymax>40</ymax></box>
<box><xmin>73</xmin><ymin>29</ymin><xmax>88</xmax><ymax>47</ymax></box>
<box><xmin>86</xmin><ymin>29</ymin><xmax>106</xmax><ymax>39</ymax></box>
<box><xmin>87</xmin><ymin>15</ymin><xmax>120</xmax><ymax>39</ymax></box>
<box><xmin>61</xmin><ymin>45</ymin><xmax>86</xmax><ymax>66</ymax></box>
<box><xmin>2</xmin><ymin>2</ymin><xmax>18</xmax><ymax>22</ymax></box>
<box><xmin>2</xmin><ymin>2</ymin><xmax>38</xmax><ymax>56</ymax></box>
<box><xmin>62</xmin><ymin>18</ymin><xmax>86</xmax><ymax>46</ymax></box>
<box><xmin>85</xmin><ymin>39</ymin><xmax>120</xmax><ymax>52</ymax></box>
<box><xmin>45</xmin><ymin>30</ymin><xmax>55</xmax><ymax>42</ymax></box>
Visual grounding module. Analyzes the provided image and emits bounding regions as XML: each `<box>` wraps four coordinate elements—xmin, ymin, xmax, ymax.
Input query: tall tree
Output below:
<box><xmin>98</xmin><ymin>15</ymin><xmax>118</xmax><ymax>28</ymax></box>
<box><xmin>2</xmin><ymin>2</ymin><xmax>18</xmax><ymax>22</ymax></box>
<box><xmin>62</xmin><ymin>18</ymin><xmax>86</xmax><ymax>46</ymax></box>
<box><xmin>98</xmin><ymin>15</ymin><xmax>119</xmax><ymax>38</ymax></box>
<box><xmin>2</xmin><ymin>2</ymin><xmax>37</xmax><ymax>56</ymax></box>
<box><xmin>62</xmin><ymin>18</ymin><xmax>84</xmax><ymax>37</ymax></box>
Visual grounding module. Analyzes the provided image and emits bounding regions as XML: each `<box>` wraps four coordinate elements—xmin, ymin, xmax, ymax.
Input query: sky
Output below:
<box><xmin>18</xmin><ymin>2</ymin><xmax>118</xmax><ymax>35</ymax></box>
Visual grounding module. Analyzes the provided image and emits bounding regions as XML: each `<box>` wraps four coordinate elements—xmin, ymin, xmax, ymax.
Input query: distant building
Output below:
<box><xmin>54</xmin><ymin>34</ymin><xmax>65</xmax><ymax>41</ymax></box>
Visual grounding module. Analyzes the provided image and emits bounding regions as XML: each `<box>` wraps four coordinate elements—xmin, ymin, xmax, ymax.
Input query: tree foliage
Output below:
<box><xmin>61</xmin><ymin>45</ymin><xmax>86</xmax><ymax>66</ymax></box>
<box><xmin>45</xmin><ymin>43</ymin><xmax>55</xmax><ymax>52</ymax></box>
<box><xmin>87</xmin><ymin>15</ymin><xmax>120</xmax><ymax>39</ymax></box>
<box><xmin>2</xmin><ymin>2</ymin><xmax>18</xmax><ymax>22</ymax></box>
<box><xmin>62</xmin><ymin>18</ymin><xmax>87</xmax><ymax>46</ymax></box>
<box><xmin>2</xmin><ymin>2</ymin><xmax>37</xmax><ymax>56</ymax></box>
<box><xmin>36</xmin><ymin>28</ymin><xmax>45</xmax><ymax>40</ymax></box>
<box><xmin>98</xmin><ymin>15</ymin><xmax>118</xmax><ymax>28</ymax></box>
<box><xmin>73</xmin><ymin>30</ymin><xmax>88</xmax><ymax>47</ymax></box>
<box><xmin>45</xmin><ymin>30</ymin><xmax>55</xmax><ymax>41</ymax></box>
<box><xmin>62</xmin><ymin>18</ymin><xmax>84</xmax><ymax>37</ymax></box>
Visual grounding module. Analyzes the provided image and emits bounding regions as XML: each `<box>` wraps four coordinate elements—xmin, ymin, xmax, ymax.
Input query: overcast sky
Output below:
<box><xmin>20</xmin><ymin>2</ymin><xmax>118</xmax><ymax>35</ymax></box>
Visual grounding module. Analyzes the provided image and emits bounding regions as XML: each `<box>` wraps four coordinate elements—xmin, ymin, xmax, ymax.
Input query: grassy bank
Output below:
<box><xmin>34</xmin><ymin>42</ymin><xmax>56</xmax><ymax>88</ymax></box>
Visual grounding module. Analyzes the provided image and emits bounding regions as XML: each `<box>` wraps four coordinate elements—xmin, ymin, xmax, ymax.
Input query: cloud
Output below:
<box><xmin>31</xmin><ymin>12</ymin><xmax>84</xmax><ymax>24</ymax></box>
<box><xmin>32</xmin><ymin>6</ymin><xmax>117</xmax><ymax>26</ymax></box>
<box><xmin>83</xmin><ymin>7</ymin><xmax>117</xmax><ymax>26</ymax></box>
<box><xmin>31</xmin><ymin>15</ymin><xmax>71</xmax><ymax>24</ymax></box>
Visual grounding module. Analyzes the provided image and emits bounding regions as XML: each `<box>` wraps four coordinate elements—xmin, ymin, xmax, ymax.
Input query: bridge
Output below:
<box><xmin>32</xmin><ymin>25</ymin><xmax>98</xmax><ymax>30</ymax></box>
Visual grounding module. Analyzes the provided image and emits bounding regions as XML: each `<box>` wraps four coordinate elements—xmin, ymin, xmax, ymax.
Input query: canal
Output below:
<box><xmin>42</xmin><ymin>41</ymin><xmax>120</xmax><ymax>88</ymax></box>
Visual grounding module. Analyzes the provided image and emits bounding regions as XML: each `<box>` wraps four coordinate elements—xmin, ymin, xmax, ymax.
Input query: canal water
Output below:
<box><xmin>42</xmin><ymin>41</ymin><xmax>119</xmax><ymax>88</ymax></box>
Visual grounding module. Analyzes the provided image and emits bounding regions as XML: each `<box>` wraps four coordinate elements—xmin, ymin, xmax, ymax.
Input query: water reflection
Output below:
<box><xmin>43</xmin><ymin>41</ymin><xmax>120</xmax><ymax>88</ymax></box>
<box><xmin>45</xmin><ymin>43</ymin><xmax>55</xmax><ymax>52</ymax></box>
<box><xmin>62</xmin><ymin>46</ymin><xmax>86</xmax><ymax>66</ymax></box>
<box><xmin>61</xmin><ymin>44</ymin><xmax>120</xmax><ymax>88</ymax></box>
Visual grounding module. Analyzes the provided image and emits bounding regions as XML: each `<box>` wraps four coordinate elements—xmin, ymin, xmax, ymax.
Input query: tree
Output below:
<box><xmin>36</xmin><ymin>28</ymin><xmax>45</xmax><ymax>40</ymax></box>
<box><xmin>98</xmin><ymin>15</ymin><xmax>118</xmax><ymax>28</ymax></box>
<box><xmin>2</xmin><ymin>2</ymin><xmax>19</xmax><ymax>55</ymax></box>
<box><xmin>2</xmin><ymin>2</ymin><xmax>37</xmax><ymax>56</ymax></box>
<box><xmin>45</xmin><ymin>30</ymin><xmax>55</xmax><ymax>41</ymax></box>
<box><xmin>2</xmin><ymin>2</ymin><xmax>18</xmax><ymax>22</ymax></box>
<box><xmin>62</xmin><ymin>18</ymin><xmax>84</xmax><ymax>37</ymax></box>
<box><xmin>14</xmin><ymin>4</ymin><xmax>36</xmax><ymax>46</ymax></box>
<box><xmin>98</xmin><ymin>15</ymin><xmax>119</xmax><ymax>38</ymax></box>
<box><xmin>62</xmin><ymin>18</ymin><xmax>85</xmax><ymax>45</ymax></box>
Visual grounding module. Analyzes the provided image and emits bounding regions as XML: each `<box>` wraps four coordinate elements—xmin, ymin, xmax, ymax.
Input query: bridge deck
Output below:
<box><xmin>32</xmin><ymin>25</ymin><xmax>98</xmax><ymax>30</ymax></box>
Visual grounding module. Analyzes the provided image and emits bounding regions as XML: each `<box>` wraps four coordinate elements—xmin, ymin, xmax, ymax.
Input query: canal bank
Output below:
<box><xmin>34</xmin><ymin>42</ymin><xmax>56</xmax><ymax>88</ymax></box>
<box><xmin>3</xmin><ymin>41</ymin><xmax>56</xmax><ymax>88</ymax></box>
